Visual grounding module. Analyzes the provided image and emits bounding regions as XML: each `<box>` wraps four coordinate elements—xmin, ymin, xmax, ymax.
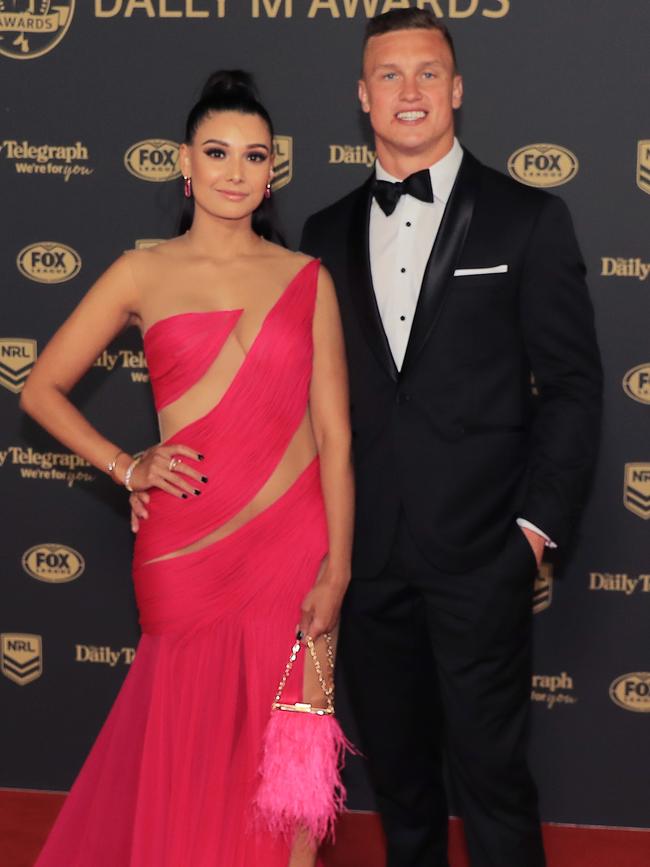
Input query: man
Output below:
<box><xmin>300</xmin><ymin>9</ymin><xmax>602</xmax><ymax>867</ymax></box>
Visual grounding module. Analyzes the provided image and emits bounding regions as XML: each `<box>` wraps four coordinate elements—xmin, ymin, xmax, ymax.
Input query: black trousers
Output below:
<box><xmin>339</xmin><ymin>512</ymin><xmax>546</xmax><ymax>867</ymax></box>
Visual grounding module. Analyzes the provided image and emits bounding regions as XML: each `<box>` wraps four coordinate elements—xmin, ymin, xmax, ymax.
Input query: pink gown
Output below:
<box><xmin>35</xmin><ymin>259</ymin><xmax>329</xmax><ymax>866</ymax></box>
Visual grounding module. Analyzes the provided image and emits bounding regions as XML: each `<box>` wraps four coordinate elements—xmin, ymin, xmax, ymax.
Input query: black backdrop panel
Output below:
<box><xmin>1</xmin><ymin>1</ymin><xmax>649</xmax><ymax>828</ymax></box>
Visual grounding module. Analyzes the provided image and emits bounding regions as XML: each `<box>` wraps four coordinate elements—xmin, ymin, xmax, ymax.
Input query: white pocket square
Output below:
<box><xmin>453</xmin><ymin>265</ymin><xmax>508</xmax><ymax>276</ymax></box>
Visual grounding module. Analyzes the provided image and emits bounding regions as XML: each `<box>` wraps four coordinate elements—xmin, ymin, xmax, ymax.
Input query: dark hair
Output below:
<box><xmin>363</xmin><ymin>8</ymin><xmax>457</xmax><ymax>72</ymax></box>
<box><xmin>178</xmin><ymin>70</ymin><xmax>283</xmax><ymax>243</ymax></box>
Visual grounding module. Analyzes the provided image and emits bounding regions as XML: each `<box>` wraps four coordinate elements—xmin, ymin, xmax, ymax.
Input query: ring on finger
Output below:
<box><xmin>169</xmin><ymin>457</ymin><xmax>180</xmax><ymax>472</ymax></box>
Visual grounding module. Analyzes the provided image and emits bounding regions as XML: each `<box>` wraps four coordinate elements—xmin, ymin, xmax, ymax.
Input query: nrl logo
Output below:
<box><xmin>623</xmin><ymin>463</ymin><xmax>650</xmax><ymax>520</ymax></box>
<box><xmin>637</xmin><ymin>141</ymin><xmax>650</xmax><ymax>195</ymax></box>
<box><xmin>1</xmin><ymin>633</ymin><xmax>42</xmax><ymax>685</ymax></box>
<box><xmin>0</xmin><ymin>338</ymin><xmax>37</xmax><ymax>394</ymax></box>
<box><xmin>271</xmin><ymin>136</ymin><xmax>292</xmax><ymax>192</ymax></box>
<box><xmin>533</xmin><ymin>563</ymin><xmax>553</xmax><ymax>614</ymax></box>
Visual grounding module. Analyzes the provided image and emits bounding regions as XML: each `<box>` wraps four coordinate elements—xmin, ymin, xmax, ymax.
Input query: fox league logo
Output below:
<box><xmin>22</xmin><ymin>544</ymin><xmax>85</xmax><ymax>582</ymax></box>
<box><xmin>0</xmin><ymin>1</ymin><xmax>75</xmax><ymax>60</ymax></box>
<box><xmin>508</xmin><ymin>144</ymin><xmax>578</xmax><ymax>188</ymax></box>
<box><xmin>124</xmin><ymin>139</ymin><xmax>181</xmax><ymax>182</ymax></box>
<box><xmin>17</xmin><ymin>242</ymin><xmax>81</xmax><ymax>283</ymax></box>
<box><xmin>610</xmin><ymin>673</ymin><xmax>650</xmax><ymax>713</ymax></box>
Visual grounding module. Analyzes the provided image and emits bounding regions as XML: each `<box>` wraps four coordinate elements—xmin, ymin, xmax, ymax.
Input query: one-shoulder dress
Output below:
<box><xmin>36</xmin><ymin>259</ymin><xmax>329</xmax><ymax>866</ymax></box>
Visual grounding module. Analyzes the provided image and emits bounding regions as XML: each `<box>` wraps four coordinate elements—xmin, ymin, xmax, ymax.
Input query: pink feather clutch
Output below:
<box><xmin>253</xmin><ymin>633</ymin><xmax>355</xmax><ymax>845</ymax></box>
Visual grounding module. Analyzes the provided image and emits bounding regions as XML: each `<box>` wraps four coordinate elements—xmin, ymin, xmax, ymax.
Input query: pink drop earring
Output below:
<box><xmin>183</xmin><ymin>176</ymin><xmax>192</xmax><ymax>199</ymax></box>
<box><xmin>264</xmin><ymin>182</ymin><xmax>272</xmax><ymax>200</ymax></box>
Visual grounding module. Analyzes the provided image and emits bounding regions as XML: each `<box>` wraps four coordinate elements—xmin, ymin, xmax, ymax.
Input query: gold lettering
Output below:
<box><xmin>124</xmin><ymin>0</ymin><xmax>156</xmax><ymax>15</ymax></box>
<box><xmin>95</xmin><ymin>0</ymin><xmax>123</xmax><ymax>15</ymax></box>
<box><xmin>483</xmin><ymin>0</ymin><xmax>509</xmax><ymax>18</ymax></box>
<box><xmin>600</xmin><ymin>257</ymin><xmax>616</xmax><ymax>276</ymax></box>
<box><xmin>449</xmin><ymin>0</ymin><xmax>478</xmax><ymax>18</ymax></box>
<box><xmin>252</xmin><ymin>0</ymin><xmax>292</xmax><ymax>16</ymax></box>
<box><xmin>329</xmin><ymin>145</ymin><xmax>343</xmax><ymax>163</ymax></box>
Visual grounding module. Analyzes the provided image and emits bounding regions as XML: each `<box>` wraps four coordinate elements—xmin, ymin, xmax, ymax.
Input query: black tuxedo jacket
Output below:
<box><xmin>301</xmin><ymin>150</ymin><xmax>602</xmax><ymax>575</ymax></box>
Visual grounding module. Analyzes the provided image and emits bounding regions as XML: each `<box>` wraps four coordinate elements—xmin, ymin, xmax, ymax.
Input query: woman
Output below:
<box><xmin>22</xmin><ymin>71</ymin><xmax>353</xmax><ymax>867</ymax></box>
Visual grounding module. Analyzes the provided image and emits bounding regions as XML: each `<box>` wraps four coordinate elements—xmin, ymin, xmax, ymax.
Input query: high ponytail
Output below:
<box><xmin>178</xmin><ymin>70</ymin><xmax>284</xmax><ymax>245</ymax></box>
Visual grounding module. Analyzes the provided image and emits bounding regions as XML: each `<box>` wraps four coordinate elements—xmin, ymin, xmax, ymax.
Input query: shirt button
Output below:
<box><xmin>400</xmin><ymin>267</ymin><xmax>406</xmax><ymax>273</ymax></box>
<box><xmin>400</xmin><ymin>315</ymin><xmax>406</xmax><ymax>321</ymax></box>
<box><xmin>405</xmin><ymin>221</ymin><xmax>412</xmax><ymax>227</ymax></box>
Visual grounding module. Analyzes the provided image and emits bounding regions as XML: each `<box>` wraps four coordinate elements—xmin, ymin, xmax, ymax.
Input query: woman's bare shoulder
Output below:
<box><xmin>258</xmin><ymin>242</ymin><xmax>317</xmax><ymax>278</ymax></box>
<box><xmin>123</xmin><ymin>237</ymin><xmax>188</xmax><ymax>287</ymax></box>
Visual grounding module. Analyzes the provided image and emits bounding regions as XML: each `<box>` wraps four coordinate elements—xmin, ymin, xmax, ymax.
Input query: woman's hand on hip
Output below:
<box><xmin>125</xmin><ymin>443</ymin><xmax>207</xmax><ymax>529</ymax></box>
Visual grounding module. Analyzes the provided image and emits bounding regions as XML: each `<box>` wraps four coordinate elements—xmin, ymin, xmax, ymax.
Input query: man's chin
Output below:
<box><xmin>382</xmin><ymin>135</ymin><xmax>441</xmax><ymax>156</ymax></box>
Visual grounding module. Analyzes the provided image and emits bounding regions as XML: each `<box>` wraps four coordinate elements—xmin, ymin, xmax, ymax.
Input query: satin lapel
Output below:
<box><xmin>401</xmin><ymin>151</ymin><xmax>481</xmax><ymax>377</ymax></box>
<box><xmin>347</xmin><ymin>176</ymin><xmax>398</xmax><ymax>381</ymax></box>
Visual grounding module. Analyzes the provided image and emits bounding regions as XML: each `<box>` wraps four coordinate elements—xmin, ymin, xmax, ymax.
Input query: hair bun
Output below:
<box><xmin>200</xmin><ymin>70</ymin><xmax>260</xmax><ymax>102</ymax></box>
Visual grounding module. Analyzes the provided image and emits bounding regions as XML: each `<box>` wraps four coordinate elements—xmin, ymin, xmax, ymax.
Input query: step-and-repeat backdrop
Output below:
<box><xmin>1</xmin><ymin>1</ymin><xmax>648</xmax><ymax>830</ymax></box>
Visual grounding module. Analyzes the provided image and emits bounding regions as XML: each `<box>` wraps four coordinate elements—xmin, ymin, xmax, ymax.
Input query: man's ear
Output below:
<box><xmin>358</xmin><ymin>79</ymin><xmax>370</xmax><ymax>114</ymax></box>
<box><xmin>452</xmin><ymin>75</ymin><xmax>463</xmax><ymax>111</ymax></box>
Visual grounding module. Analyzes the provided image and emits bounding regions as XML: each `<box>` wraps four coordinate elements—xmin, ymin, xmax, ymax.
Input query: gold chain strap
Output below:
<box><xmin>272</xmin><ymin>633</ymin><xmax>335</xmax><ymax>716</ymax></box>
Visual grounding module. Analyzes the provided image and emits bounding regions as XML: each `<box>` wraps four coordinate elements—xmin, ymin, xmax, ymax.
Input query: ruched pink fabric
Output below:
<box><xmin>36</xmin><ymin>259</ymin><xmax>329</xmax><ymax>867</ymax></box>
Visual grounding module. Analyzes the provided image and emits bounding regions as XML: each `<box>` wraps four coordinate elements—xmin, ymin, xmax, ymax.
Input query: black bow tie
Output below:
<box><xmin>372</xmin><ymin>169</ymin><xmax>434</xmax><ymax>216</ymax></box>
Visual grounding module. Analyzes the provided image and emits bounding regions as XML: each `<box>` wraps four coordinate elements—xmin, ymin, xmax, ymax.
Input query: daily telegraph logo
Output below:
<box><xmin>624</xmin><ymin>464</ymin><xmax>650</xmax><ymax>520</ymax></box>
<box><xmin>533</xmin><ymin>563</ymin><xmax>553</xmax><ymax>614</ymax></box>
<box><xmin>0</xmin><ymin>445</ymin><xmax>95</xmax><ymax>485</ymax></box>
<box><xmin>1</xmin><ymin>140</ymin><xmax>93</xmax><ymax>181</ymax></box>
<box><xmin>0</xmin><ymin>1</ymin><xmax>74</xmax><ymax>60</ymax></box>
<box><xmin>531</xmin><ymin>672</ymin><xmax>577</xmax><ymax>710</ymax></box>
<box><xmin>623</xmin><ymin>364</ymin><xmax>650</xmax><ymax>405</ymax></box>
<box><xmin>124</xmin><ymin>139</ymin><xmax>181</xmax><ymax>182</ymax></box>
<box><xmin>329</xmin><ymin>145</ymin><xmax>376</xmax><ymax>168</ymax></box>
<box><xmin>637</xmin><ymin>141</ymin><xmax>650</xmax><ymax>195</ymax></box>
<box><xmin>589</xmin><ymin>572</ymin><xmax>650</xmax><ymax>595</ymax></box>
<box><xmin>1</xmin><ymin>633</ymin><xmax>42</xmax><ymax>685</ymax></box>
<box><xmin>22</xmin><ymin>544</ymin><xmax>85</xmax><ymax>583</ymax></box>
<box><xmin>508</xmin><ymin>144</ymin><xmax>578</xmax><ymax>188</ymax></box>
<box><xmin>610</xmin><ymin>673</ymin><xmax>650</xmax><ymax>713</ymax></box>
<box><xmin>93</xmin><ymin>348</ymin><xmax>148</xmax><ymax>382</ymax></box>
<box><xmin>0</xmin><ymin>338</ymin><xmax>36</xmax><ymax>393</ymax></box>
<box><xmin>17</xmin><ymin>242</ymin><xmax>81</xmax><ymax>284</ymax></box>
<box><xmin>600</xmin><ymin>258</ymin><xmax>650</xmax><ymax>281</ymax></box>
<box><xmin>75</xmin><ymin>644</ymin><xmax>135</xmax><ymax>667</ymax></box>
<box><xmin>271</xmin><ymin>136</ymin><xmax>292</xmax><ymax>191</ymax></box>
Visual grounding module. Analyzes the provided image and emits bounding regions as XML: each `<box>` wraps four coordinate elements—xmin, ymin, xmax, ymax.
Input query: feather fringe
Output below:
<box><xmin>253</xmin><ymin>710</ymin><xmax>355</xmax><ymax>845</ymax></box>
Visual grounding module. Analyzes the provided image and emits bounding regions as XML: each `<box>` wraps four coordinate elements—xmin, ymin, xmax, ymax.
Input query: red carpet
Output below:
<box><xmin>1</xmin><ymin>789</ymin><xmax>648</xmax><ymax>867</ymax></box>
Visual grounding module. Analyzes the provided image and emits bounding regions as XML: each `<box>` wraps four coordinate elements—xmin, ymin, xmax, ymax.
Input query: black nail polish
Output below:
<box><xmin>194</xmin><ymin>489</ymin><xmax>201</xmax><ymax>496</ymax></box>
<box><xmin>182</xmin><ymin>494</ymin><xmax>188</xmax><ymax>499</ymax></box>
<box><xmin>201</xmin><ymin>476</ymin><xmax>208</xmax><ymax>483</ymax></box>
<box><xmin>296</xmin><ymin>629</ymin><xmax>304</xmax><ymax>640</ymax></box>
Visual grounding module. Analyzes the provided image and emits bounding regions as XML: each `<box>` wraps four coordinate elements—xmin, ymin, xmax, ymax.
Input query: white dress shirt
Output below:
<box><xmin>369</xmin><ymin>137</ymin><xmax>464</xmax><ymax>371</ymax></box>
<box><xmin>368</xmin><ymin>138</ymin><xmax>555</xmax><ymax>549</ymax></box>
